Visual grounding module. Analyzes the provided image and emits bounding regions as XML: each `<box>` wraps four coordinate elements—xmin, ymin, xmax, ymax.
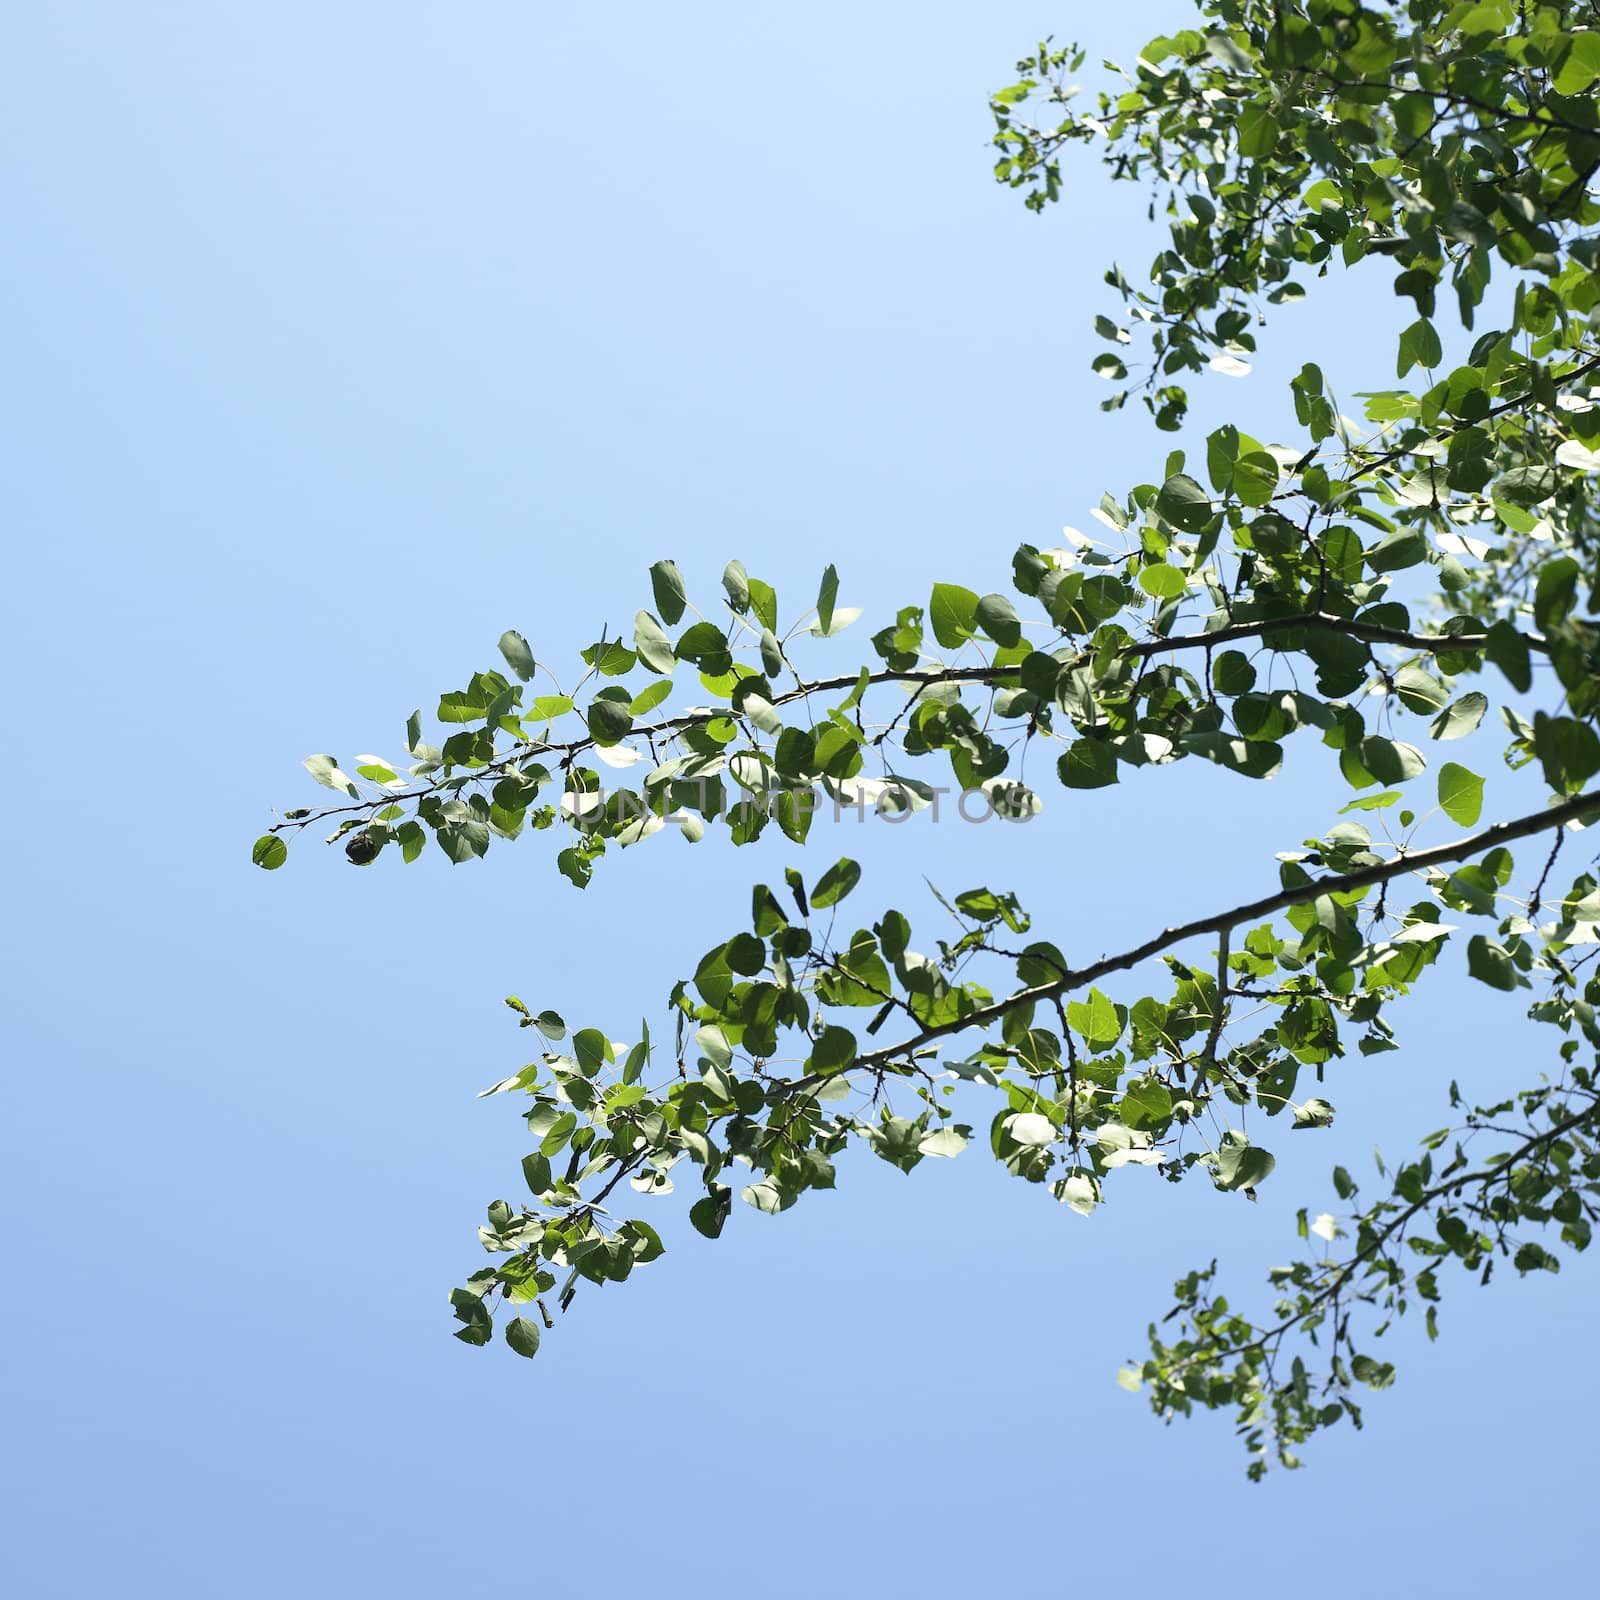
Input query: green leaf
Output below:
<box><xmin>1232</xmin><ymin>450</ymin><xmax>1279</xmax><ymax>507</ymax></box>
<box><xmin>1206</xmin><ymin>423</ymin><xmax>1241</xmax><ymax>492</ymax></box>
<box><xmin>1182</xmin><ymin>732</ymin><xmax>1283</xmax><ymax>779</ymax></box>
<box><xmin>1155</xmin><ymin>472</ymin><xmax>1213</xmax><ymax>533</ymax></box>
<box><xmin>437</xmin><ymin>691</ymin><xmax>487</xmax><ymax>725</ymax></box>
<box><xmin>587</xmin><ymin>697</ymin><xmax>634</xmax><ymax>747</ymax></box>
<box><xmin>1215</xmin><ymin>1131</ymin><xmax>1275</xmax><ymax>1191</ymax></box>
<box><xmin>690</xmin><ymin>1190</ymin><xmax>731</xmax><ymax>1238</ymax></box>
<box><xmin>1556</xmin><ymin>30</ymin><xmax>1600</xmax><ymax>93</ymax></box>
<box><xmin>1535</xmin><ymin>557</ymin><xmax>1579</xmax><ymax>630</ymax></box>
<box><xmin>810</xmin><ymin>1024</ymin><xmax>857</xmax><ymax>1075</ymax></box>
<box><xmin>633</xmin><ymin>611</ymin><xmax>676</xmax><ymax>675</ymax></box>
<box><xmin>586</xmin><ymin>640</ymin><xmax>636</xmax><ymax>677</ymax></box>
<box><xmin>1484</xmin><ymin>621</ymin><xmax>1531</xmax><ymax>693</ymax></box>
<box><xmin>1437</xmin><ymin>763</ymin><xmax>1483</xmax><ymax>827</ymax></box>
<box><xmin>1066</xmin><ymin>987</ymin><xmax>1124</xmax><ymax>1049</ymax></box>
<box><xmin>760</xmin><ymin>627</ymin><xmax>784</xmax><ymax>677</ymax></box>
<box><xmin>620</xmin><ymin>1218</ymin><xmax>664</xmax><ymax>1262</ymax></box>
<box><xmin>1351</xmin><ymin>1354</ymin><xmax>1396</xmax><ymax>1390</ymax></box>
<box><xmin>1467</xmin><ymin>934</ymin><xmax>1522</xmax><ymax>991</ymax></box>
<box><xmin>505</xmin><ymin>1316</ymin><xmax>542</xmax><ymax>1358</ymax></box>
<box><xmin>816</xmin><ymin>564</ymin><xmax>840</xmax><ymax>636</ymax></box>
<box><xmin>809</xmin><ymin>606</ymin><xmax>861</xmax><ymax>640</ymax></box>
<box><xmin>450</xmin><ymin>1286</ymin><xmax>492</xmax><ymax>1340</ymax></box>
<box><xmin>976</xmin><ymin>592</ymin><xmax>1022</xmax><ymax>647</ymax></box>
<box><xmin>1204</xmin><ymin>32</ymin><xmax>1254</xmax><ymax>71</ymax></box>
<box><xmin>1535</xmin><ymin>714</ymin><xmax>1600</xmax><ymax>794</ymax></box>
<box><xmin>1397</xmin><ymin>318</ymin><xmax>1442</xmax><ymax>377</ymax></box>
<box><xmin>1292</xmin><ymin>1097</ymin><xmax>1335</xmax><ymax>1130</ymax></box>
<box><xmin>1498</xmin><ymin>465</ymin><xmax>1557</xmax><ymax>508</ymax></box>
<box><xmin>675</xmin><ymin>622</ymin><xmax>731</xmax><ymax>674</ymax></box>
<box><xmin>303</xmin><ymin>754</ymin><xmax>358</xmax><ymax>796</ymax></box>
<box><xmin>929</xmin><ymin>583</ymin><xmax>980</xmax><ymax>650</ymax></box>
<box><xmin>748</xmin><ymin>578</ymin><xmax>778</xmax><ymax>633</ymax></box>
<box><xmin>1393</xmin><ymin>666</ymin><xmax>1448</xmax><ymax>715</ymax></box>
<box><xmin>1057</xmin><ymin>739</ymin><xmax>1118</xmax><ymax>789</ymax></box>
<box><xmin>725</xmin><ymin>931</ymin><xmax>766</xmax><ymax>975</ymax></box>
<box><xmin>1138</xmin><ymin>564</ymin><xmax>1186</xmax><ymax>600</ymax></box>
<box><xmin>775</xmin><ymin>788</ymin><xmax>814</xmax><ymax>843</ymax></box>
<box><xmin>539</xmin><ymin>1111</ymin><xmax>578</xmax><ymax>1156</ymax></box>
<box><xmin>1359</xmin><ymin>737</ymin><xmax>1426</xmax><ymax>785</ymax></box>
<box><xmin>811</xmin><ymin>858</ymin><xmax>861</xmax><ymax>908</ymax></box>
<box><xmin>1236</xmin><ymin>102</ymin><xmax>1278</xmax><ymax>158</ymax></box>
<box><xmin>650</xmin><ymin>559</ymin><xmax>687</xmax><ymax>625</ymax></box>
<box><xmin>436</xmin><ymin>821</ymin><xmax>490</xmax><ymax>863</ymax></box>
<box><xmin>1440</xmin><ymin>200</ymin><xmax>1493</xmax><ymax>251</ymax></box>
<box><xmin>1365</xmin><ymin>526</ymin><xmax>1427</xmax><ymax>572</ymax></box>
<box><xmin>1121</xmin><ymin>1076</ymin><xmax>1173</xmax><ymax>1131</ymax></box>
<box><xmin>574</xmin><ymin>1027</ymin><xmax>613</xmax><ymax>1074</ymax></box>
<box><xmin>1339</xmin><ymin>790</ymin><xmax>1401</xmax><ymax>813</ymax></box>
<box><xmin>1213</xmin><ymin>650</ymin><xmax>1256</xmax><ymax>695</ymax></box>
<box><xmin>1006</xmin><ymin>1111</ymin><xmax>1056</xmax><ymax>1147</ymax></box>
<box><xmin>556</xmin><ymin>847</ymin><xmax>593</xmax><ymax>888</ymax></box>
<box><xmin>497</xmin><ymin>630</ymin><xmax>536</xmax><ymax>681</ymax></box>
<box><xmin>251</xmin><ymin>835</ymin><xmax>287</xmax><ymax>870</ymax></box>
<box><xmin>1429</xmin><ymin>693</ymin><xmax>1487</xmax><ymax>741</ymax></box>
<box><xmin>629</xmin><ymin>680</ymin><xmax>671</xmax><ymax>716</ymax></box>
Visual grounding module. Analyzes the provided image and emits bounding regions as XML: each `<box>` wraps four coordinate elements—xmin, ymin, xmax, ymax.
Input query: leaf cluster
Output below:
<box><xmin>263</xmin><ymin>0</ymin><xmax>1600</xmax><ymax>1475</ymax></box>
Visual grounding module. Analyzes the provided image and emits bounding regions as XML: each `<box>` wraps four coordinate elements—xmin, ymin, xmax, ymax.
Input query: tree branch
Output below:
<box><xmin>1312</xmin><ymin>73</ymin><xmax>1600</xmax><ymax>143</ymax></box>
<box><xmin>273</xmin><ymin>613</ymin><xmax>1551</xmax><ymax>835</ymax></box>
<box><xmin>847</xmin><ymin>789</ymin><xmax>1600</xmax><ymax>1075</ymax></box>
<box><xmin>1165</xmin><ymin>1094</ymin><xmax>1600</xmax><ymax>1377</ymax></box>
<box><xmin>1346</xmin><ymin>353</ymin><xmax>1600</xmax><ymax>482</ymax></box>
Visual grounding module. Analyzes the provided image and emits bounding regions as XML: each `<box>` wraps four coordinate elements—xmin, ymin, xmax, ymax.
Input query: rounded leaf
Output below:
<box><xmin>1155</xmin><ymin>473</ymin><xmax>1213</xmax><ymax>533</ymax></box>
<box><xmin>251</xmin><ymin>835</ymin><xmax>287</xmax><ymax>870</ymax></box>
<box><xmin>1437</xmin><ymin>762</ymin><xmax>1484</xmax><ymax>826</ymax></box>
<box><xmin>505</xmin><ymin>1316</ymin><xmax>542</xmax><ymax>1358</ymax></box>
<box><xmin>1006</xmin><ymin>1112</ymin><xmax>1056</xmax><ymax>1146</ymax></box>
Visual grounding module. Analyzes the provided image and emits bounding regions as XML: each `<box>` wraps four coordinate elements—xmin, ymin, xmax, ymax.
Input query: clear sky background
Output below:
<box><xmin>5</xmin><ymin>3</ymin><xmax>1593</xmax><ymax>1594</ymax></box>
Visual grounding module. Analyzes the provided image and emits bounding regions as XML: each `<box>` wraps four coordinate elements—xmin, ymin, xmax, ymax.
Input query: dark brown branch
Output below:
<box><xmin>847</xmin><ymin>790</ymin><xmax>1600</xmax><ymax>1076</ymax></box>
<box><xmin>273</xmin><ymin>613</ymin><xmax>1551</xmax><ymax>836</ymax></box>
<box><xmin>1124</xmin><ymin>611</ymin><xmax>1548</xmax><ymax>667</ymax></box>
<box><xmin>1346</xmin><ymin>353</ymin><xmax>1600</xmax><ymax>482</ymax></box>
<box><xmin>1311</xmin><ymin>73</ymin><xmax>1600</xmax><ymax>142</ymax></box>
<box><xmin>1164</xmin><ymin>1095</ymin><xmax>1600</xmax><ymax>1377</ymax></box>
<box><xmin>1200</xmin><ymin>925</ymin><xmax>1230</xmax><ymax>1073</ymax></box>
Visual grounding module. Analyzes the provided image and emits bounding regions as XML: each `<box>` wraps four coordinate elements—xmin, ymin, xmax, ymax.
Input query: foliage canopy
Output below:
<box><xmin>261</xmin><ymin>0</ymin><xmax>1600</xmax><ymax>1475</ymax></box>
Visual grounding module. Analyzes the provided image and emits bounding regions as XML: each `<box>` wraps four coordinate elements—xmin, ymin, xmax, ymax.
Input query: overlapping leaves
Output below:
<box><xmin>263</xmin><ymin>0</ymin><xmax>1600</xmax><ymax>1477</ymax></box>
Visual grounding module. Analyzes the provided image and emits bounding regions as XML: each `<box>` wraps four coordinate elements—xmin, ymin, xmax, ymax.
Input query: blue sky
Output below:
<box><xmin>5</xmin><ymin>3</ymin><xmax>1593</xmax><ymax>1593</ymax></box>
